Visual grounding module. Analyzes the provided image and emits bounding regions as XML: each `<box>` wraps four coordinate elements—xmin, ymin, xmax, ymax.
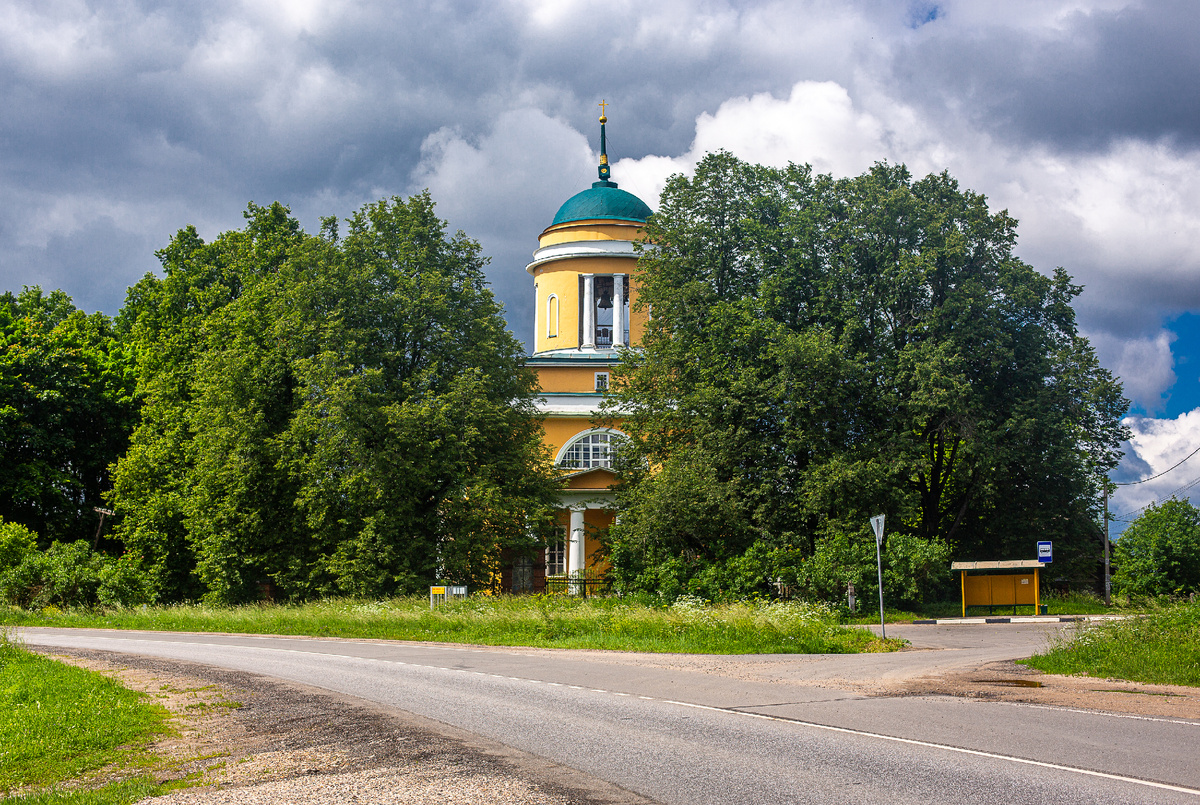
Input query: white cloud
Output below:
<box><xmin>611</xmin><ymin>80</ymin><xmax>897</xmax><ymax>210</ymax></box>
<box><xmin>613</xmin><ymin>75</ymin><xmax>1200</xmax><ymax>337</ymax></box>
<box><xmin>1112</xmin><ymin>411</ymin><xmax>1200</xmax><ymax>521</ymax></box>
<box><xmin>410</xmin><ymin>108</ymin><xmax>598</xmax><ymax>340</ymax></box>
<box><xmin>1087</xmin><ymin>329</ymin><xmax>1177</xmax><ymax>411</ymax></box>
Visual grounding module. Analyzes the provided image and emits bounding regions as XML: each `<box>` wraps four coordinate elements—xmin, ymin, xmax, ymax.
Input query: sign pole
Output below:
<box><xmin>870</xmin><ymin>515</ymin><xmax>886</xmax><ymax>641</ymax></box>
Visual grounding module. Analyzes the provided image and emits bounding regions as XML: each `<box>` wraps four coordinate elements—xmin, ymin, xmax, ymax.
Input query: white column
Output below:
<box><xmin>613</xmin><ymin>274</ymin><xmax>626</xmax><ymax>348</ymax></box>
<box><xmin>581</xmin><ymin>274</ymin><xmax>595</xmax><ymax>349</ymax></box>
<box><xmin>568</xmin><ymin>507</ymin><xmax>586</xmax><ymax>594</ymax></box>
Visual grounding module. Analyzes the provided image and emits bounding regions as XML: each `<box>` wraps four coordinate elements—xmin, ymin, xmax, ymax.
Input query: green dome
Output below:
<box><xmin>551</xmin><ymin>181</ymin><xmax>652</xmax><ymax>226</ymax></box>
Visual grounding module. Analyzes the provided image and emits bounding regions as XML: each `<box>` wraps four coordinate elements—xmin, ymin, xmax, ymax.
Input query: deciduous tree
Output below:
<box><xmin>0</xmin><ymin>288</ymin><xmax>136</xmax><ymax>543</ymax></box>
<box><xmin>112</xmin><ymin>196</ymin><xmax>559</xmax><ymax>602</ymax></box>
<box><xmin>606</xmin><ymin>153</ymin><xmax>1127</xmax><ymax>601</ymax></box>
<box><xmin>1113</xmin><ymin>498</ymin><xmax>1200</xmax><ymax>598</ymax></box>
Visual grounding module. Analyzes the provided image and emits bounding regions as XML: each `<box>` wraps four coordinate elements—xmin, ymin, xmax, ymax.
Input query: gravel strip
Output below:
<box><xmin>146</xmin><ymin>764</ymin><xmax>566</xmax><ymax>804</ymax></box>
<box><xmin>35</xmin><ymin>648</ymin><xmax>654</xmax><ymax>805</ymax></box>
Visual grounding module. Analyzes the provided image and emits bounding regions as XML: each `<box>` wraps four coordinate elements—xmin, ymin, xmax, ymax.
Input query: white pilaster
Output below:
<box><xmin>581</xmin><ymin>274</ymin><xmax>595</xmax><ymax>349</ymax></box>
<box><xmin>568</xmin><ymin>507</ymin><xmax>586</xmax><ymax>594</ymax></box>
<box><xmin>613</xmin><ymin>274</ymin><xmax>626</xmax><ymax>348</ymax></box>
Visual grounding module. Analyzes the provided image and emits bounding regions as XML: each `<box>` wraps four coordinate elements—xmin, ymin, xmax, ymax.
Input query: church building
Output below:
<box><xmin>519</xmin><ymin>108</ymin><xmax>651</xmax><ymax>592</ymax></box>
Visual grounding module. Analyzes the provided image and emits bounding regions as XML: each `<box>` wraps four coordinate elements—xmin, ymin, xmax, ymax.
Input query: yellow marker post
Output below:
<box><xmin>1034</xmin><ymin>567</ymin><xmax>1040</xmax><ymax>615</ymax></box>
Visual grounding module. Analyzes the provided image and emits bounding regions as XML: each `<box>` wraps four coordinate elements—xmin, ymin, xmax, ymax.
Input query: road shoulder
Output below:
<box><xmin>31</xmin><ymin>647</ymin><xmax>656</xmax><ymax>805</ymax></box>
<box><xmin>886</xmin><ymin>658</ymin><xmax>1200</xmax><ymax>719</ymax></box>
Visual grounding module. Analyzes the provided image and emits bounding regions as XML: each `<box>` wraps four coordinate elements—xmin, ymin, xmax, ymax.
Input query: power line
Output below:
<box><xmin>1110</xmin><ymin>472</ymin><xmax>1200</xmax><ymax>521</ymax></box>
<box><xmin>1115</xmin><ymin>442</ymin><xmax>1200</xmax><ymax>485</ymax></box>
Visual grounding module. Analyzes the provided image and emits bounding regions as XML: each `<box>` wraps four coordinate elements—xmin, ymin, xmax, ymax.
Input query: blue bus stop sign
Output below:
<box><xmin>1037</xmin><ymin>541</ymin><xmax>1053</xmax><ymax>563</ymax></box>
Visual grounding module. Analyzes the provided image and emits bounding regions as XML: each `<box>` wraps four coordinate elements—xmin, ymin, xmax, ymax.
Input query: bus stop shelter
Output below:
<box><xmin>952</xmin><ymin>560</ymin><xmax>1043</xmax><ymax>617</ymax></box>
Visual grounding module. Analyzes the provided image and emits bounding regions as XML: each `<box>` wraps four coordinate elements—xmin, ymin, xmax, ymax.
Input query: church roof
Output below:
<box><xmin>551</xmin><ymin>181</ymin><xmax>652</xmax><ymax>226</ymax></box>
<box><xmin>551</xmin><ymin>105</ymin><xmax>652</xmax><ymax>226</ymax></box>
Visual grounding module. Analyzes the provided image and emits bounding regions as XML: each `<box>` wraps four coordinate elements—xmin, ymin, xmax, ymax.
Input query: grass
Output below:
<box><xmin>2</xmin><ymin>595</ymin><xmax>902</xmax><ymax>654</ymax></box>
<box><xmin>0</xmin><ymin>631</ymin><xmax>170</xmax><ymax>803</ymax></box>
<box><xmin>1</xmin><ymin>779</ymin><xmax>162</xmax><ymax>805</ymax></box>
<box><xmin>1021</xmin><ymin>600</ymin><xmax>1200</xmax><ymax>687</ymax></box>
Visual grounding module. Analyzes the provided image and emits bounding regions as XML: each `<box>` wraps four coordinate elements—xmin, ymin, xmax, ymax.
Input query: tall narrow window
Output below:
<box><xmin>547</xmin><ymin>294</ymin><xmax>559</xmax><ymax>338</ymax></box>
<box><xmin>546</xmin><ymin>541</ymin><xmax>566</xmax><ymax>576</ymax></box>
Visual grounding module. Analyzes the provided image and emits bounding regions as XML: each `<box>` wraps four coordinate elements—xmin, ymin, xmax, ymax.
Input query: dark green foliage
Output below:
<box><xmin>1113</xmin><ymin>498</ymin><xmax>1200</xmax><ymax>598</ymax></box>
<box><xmin>606</xmin><ymin>153</ymin><xmax>1127</xmax><ymax>603</ymax></box>
<box><xmin>111</xmin><ymin>196</ymin><xmax>559</xmax><ymax>603</ymax></box>
<box><xmin>0</xmin><ymin>541</ymin><xmax>152</xmax><ymax>609</ymax></box>
<box><xmin>0</xmin><ymin>288</ymin><xmax>137</xmax><ymax>543</ymax></box>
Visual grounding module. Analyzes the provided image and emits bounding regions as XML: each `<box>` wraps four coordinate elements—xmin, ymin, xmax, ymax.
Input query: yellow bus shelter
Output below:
<box><xmin>952</xmin><ymin>560</ymin><xmax>1043</xmax><ymax>617</ymax></box>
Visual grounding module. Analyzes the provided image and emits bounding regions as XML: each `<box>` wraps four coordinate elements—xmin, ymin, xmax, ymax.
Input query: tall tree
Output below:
<box><xmin>606</xmin><ymin>153</ymin><xmax>1128</xmax><ymax>600</ymax></box>
<box><xmin>0</xmin><ymin>288</ymin><xmax>136</xmax><ymax>543</ymax></box>
<box><xmin>112</xmin><ymin>196</ymin><xmax>559</xmax><ymax>602</ymax></box>
<box><xmin>1113</xmin><ymin>498</ymin><xmax>1200</xmax><ymax>598</ymax></box>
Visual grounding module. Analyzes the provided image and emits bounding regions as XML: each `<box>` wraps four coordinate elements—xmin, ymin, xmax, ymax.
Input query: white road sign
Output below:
<box><xmin>870</xmin><ymin>514</ymin><xmax>885</xmax><ymax>548</ymax></box>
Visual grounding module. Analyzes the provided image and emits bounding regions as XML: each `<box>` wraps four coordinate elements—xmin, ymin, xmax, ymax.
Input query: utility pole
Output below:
<box><xmin>92</xmin><ymin>507</ymin><xmax>114</xmax><ymax>549</ymax></box>
<box><xmin>1102</xmin><ymin>486</ymin><xmax>1111</xmax><ymax>606</ymax></box>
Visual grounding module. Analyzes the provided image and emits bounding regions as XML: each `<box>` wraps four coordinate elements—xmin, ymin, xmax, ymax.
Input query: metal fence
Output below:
<box><xmin>543</xmin><ymin>574</ymin><xmax>612</xmax><ymax>598</ymax></box>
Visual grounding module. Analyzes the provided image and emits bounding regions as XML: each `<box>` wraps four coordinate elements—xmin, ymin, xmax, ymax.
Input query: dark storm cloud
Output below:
<box><xmin>2</xmin><ymin>0</ymin><xmax>1198</xmax><ymax>415</ymax></box>
<box><xmin>894</xmin><ymin>1</ymin><xmax>1200</xmax><ymax>150</ymax></box>
<box><xmin>0</xmin><ymin>0</ymin><xmax>877</xmax><ymax>321</ymax></box>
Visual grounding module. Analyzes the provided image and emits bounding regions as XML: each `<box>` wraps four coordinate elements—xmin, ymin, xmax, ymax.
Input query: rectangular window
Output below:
<box><xmin>546</xmin><ymin>542</ymin><xmax>566</xmax><ymax>576</ymax></box>
<box><xmin>595</xmin><ymin>372</ymin><xmax>609</xmax><ymax>391</ymax></box>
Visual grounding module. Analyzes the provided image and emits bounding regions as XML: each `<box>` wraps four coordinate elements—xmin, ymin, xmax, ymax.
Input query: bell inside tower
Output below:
<box><xmin>595</xmin><ymin>275</ymin><xmax>614</xmax><ymax>347</ymax></box>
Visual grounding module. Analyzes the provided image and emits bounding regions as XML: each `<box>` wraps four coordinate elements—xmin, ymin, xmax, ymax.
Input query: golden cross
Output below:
<box><xmin>598</xmin><ymin>99</ymin><xmax>609</xmax><ymax>119</ymax></box>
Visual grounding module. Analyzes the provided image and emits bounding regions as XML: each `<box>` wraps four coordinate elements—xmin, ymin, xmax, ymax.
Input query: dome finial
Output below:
<box><xmin>597</xmin><ymin>99</ymin><xmax>614</xmax><ymax>185</ymax></box>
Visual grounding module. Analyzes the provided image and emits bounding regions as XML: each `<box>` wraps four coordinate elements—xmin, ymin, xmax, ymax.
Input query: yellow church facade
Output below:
<box><xmin>515</xmin><ymin>110</ymin><xmax>651</xmax><ymax>592</ymax></box>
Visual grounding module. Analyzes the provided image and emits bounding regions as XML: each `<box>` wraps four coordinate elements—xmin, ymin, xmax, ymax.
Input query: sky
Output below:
<box><xmin>2</xmin><ymin>0</ymin><xmax>1199</xmax><ymax>527</ymax></box>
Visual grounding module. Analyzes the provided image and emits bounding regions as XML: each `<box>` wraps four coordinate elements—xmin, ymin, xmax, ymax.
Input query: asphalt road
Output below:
<box><xmin>21</xmin><ymin>626</ymin><xmax>1200</xmax><ymax>804</ymax></box>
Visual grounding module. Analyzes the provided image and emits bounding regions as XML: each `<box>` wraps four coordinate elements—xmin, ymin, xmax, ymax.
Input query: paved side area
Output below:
<box><xmin>23</xmin><ymin>627</ymin><xmax>1199</xmax><ymax>804</ymax></box>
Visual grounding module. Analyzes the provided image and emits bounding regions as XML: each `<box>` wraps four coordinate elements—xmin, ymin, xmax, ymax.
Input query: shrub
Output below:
<box><xmin>790</xmin><ymin>529</ymin><xmax>951</xmax><ymax>608</ymax></box>
<box><xmin>0</xmin><ymin>541</ymin><xmax>152</xmax><ymax>609</ymax></box>
<box><xmin>0</xmin><ymin>520</ymin><xmax>37</xmax><ymax>574</ymax></box>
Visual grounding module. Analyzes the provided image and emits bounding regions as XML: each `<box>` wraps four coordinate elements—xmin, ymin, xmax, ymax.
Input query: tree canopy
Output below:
<box><xmin>0</xmin><ymin>288</ymin><xmax>136</xmax><ymax>544</ymax></box>
<box><xmin>111</xmin><ymin>195</ymin><xmax>560</xmax><ymax>602</ymax></box>
<box><xmin>1113</xmin><ymin>498</ymin><xmax>1200</xmax><ymax>598</ymax></box>
<box><xmin>605</xmin><ymin>153</ymin><xmax>1128</xmax><ymax>602</ymax></box>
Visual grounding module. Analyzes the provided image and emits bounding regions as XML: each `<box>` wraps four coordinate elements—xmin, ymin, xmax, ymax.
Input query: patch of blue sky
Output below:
<box><xmin>908</xmin><ymin>2</ymin><xmax>940</xmax><ymax>28</ymax></box>
<box><xmin>1127</xmin><ymin>311</ymin><xmax>1200</xmax><ymax>418</ymax></box>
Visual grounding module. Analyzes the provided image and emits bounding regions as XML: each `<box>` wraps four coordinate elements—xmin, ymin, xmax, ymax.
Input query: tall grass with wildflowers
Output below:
<box><xmin>4</xmin><ymin>595</ymin><xmax>901</xmax><ymax>654</ymax></box>
<box><xmin>1022</xmin><ymin>600</ymin><xmax>1200</xmax><ymax>686</ymax></box>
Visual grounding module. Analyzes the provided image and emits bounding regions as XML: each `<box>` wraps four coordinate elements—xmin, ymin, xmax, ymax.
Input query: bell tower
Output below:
<box><xmin>528</xmin><ymin>104</ymin><xmax>651</xmax><ymax>356</ymax></box>
<box><xmin>525</xmin><ymin>105</ymin><xmax>652</xmax><ymax>591</ymax></box>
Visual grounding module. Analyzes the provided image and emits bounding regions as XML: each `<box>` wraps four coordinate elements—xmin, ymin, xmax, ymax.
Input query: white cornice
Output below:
<box><xmin>526</xmin><ymin>240</ymin><xmax>638</xmax><ymax>274</ymax></box>
<box><xmin>534</xmin><ymin>393</ymin><xmax>629</xmax><ymax>417</ymax></box>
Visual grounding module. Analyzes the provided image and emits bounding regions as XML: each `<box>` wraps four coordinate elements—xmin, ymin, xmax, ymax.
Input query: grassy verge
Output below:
<box><xmin>0</xmin><ymin>632</ymin><xmax>170</xmax><ymax>803</ymax></box>
<box><xmin>1</xmin><ymin>779</ymin><xmax>163</xmax><ymax>805</ymax></box>
<box><xmin>1021</xmin><ymin>601</ymin><xmax>1200</xmax><ymax>687</ymax></box>
<box><xmin>2</xmin><ymin>596</ymin><xmax>901</xmax><ymax>654</ymax></box>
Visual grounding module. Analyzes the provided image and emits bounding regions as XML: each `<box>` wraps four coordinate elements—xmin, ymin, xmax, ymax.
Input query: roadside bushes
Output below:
<box><xmin>609</xmin><ymin>529</ymin><xmax>952</xmax><ymax>608</ymax></box>
<box><xmin>0</xmin><ymin>520</ymin><xmax>37</xmax><ymax>574</ymax></box>
<box><xmin>0</xmin><ymin>527</ymin><xmax>152</xmax><ymax>609</ymax></box>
